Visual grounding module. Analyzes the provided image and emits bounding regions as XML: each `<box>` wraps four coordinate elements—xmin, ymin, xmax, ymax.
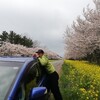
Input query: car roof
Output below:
<box><xmin>0</xmin><ymin>57</ymin><xmax>34</xmax><ymax>63</ymax></box>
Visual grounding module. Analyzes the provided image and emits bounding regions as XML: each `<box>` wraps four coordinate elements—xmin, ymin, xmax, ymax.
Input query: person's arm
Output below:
<box><xmin>38</xmin><ymin>56</ymin><xmax>48</xmax><ymax>66</ymax></box>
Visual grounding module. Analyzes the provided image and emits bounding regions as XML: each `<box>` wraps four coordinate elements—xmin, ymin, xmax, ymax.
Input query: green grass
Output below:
<box><xmin>49</xmin><ymin>60</ymin><xmax>57</xmax><ymax>62</ymax></box>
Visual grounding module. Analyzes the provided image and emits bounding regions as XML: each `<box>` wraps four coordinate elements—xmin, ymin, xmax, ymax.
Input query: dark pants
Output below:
<box><xmin>48</xmin><ymin>71</ymin><xmax>62</xmax><ymax>100</ymax></box>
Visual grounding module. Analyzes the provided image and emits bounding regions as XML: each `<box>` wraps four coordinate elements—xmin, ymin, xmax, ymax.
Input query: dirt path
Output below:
<box><xmin>52</xmin><ymin>60</ymin><xmax>63</xmax><ymax>74</ymax></box>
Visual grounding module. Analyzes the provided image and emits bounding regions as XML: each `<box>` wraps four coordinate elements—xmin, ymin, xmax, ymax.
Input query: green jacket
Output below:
<box><xmin>38</xmin><ymin>55</ymin><xmax>55</xmax><ymax>74</ymax></box>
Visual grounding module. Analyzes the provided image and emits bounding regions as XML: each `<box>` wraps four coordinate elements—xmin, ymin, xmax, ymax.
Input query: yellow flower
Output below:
<box><xmin>80</xmin><ymin>88</ymin><xmax>86</xmax><ymax>93</ymax></box>
<box><xmin>86</xmin><ymin>97</ymin><xmax>89</xmax><ymax>100</ymax></box>
<box><xmin>95</xmin><ymin>93</ymin><xmax>98</xmax><ymax>97</ymax></box>
<box><xmin>64</xmin><ymin>60</ymin><xmax>100</xmax><ymax>99</ymax></box>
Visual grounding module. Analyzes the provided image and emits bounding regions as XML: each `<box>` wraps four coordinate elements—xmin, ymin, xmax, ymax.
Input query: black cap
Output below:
<box><xmin>36</xmin><ymin>49</ymin><xmax>44</xmax><ymax>54</ymax></box>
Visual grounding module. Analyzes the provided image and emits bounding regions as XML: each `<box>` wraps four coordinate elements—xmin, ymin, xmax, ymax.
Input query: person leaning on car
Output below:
<box><xmin>34</xmin><ymin>49</ymin><xmax>62</xmax><ymax>100</ymax></box>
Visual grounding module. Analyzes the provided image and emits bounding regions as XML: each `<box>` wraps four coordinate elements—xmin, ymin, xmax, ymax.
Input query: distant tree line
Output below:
<box><xmin>64</xmin><ymin>0</ymin><xmax>100</xmax><ymax>64</ymax></box>
<box><xmin>0</xmin><ymin>31</ymin><xmax>39</xmax><ymax>48</ymax></box>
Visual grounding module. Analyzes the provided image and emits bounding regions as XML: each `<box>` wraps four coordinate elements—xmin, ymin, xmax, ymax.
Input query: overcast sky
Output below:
<box><xmin>0</xmin><ymin>0</ymin><xmax>94</xmax><ymax>56</ymax></box>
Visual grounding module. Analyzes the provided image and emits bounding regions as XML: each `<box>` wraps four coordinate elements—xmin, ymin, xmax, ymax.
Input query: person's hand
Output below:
<box><xmin>33</xmin><ymin>53</ymin><xmax>39</xmax><ymax>58</ymax></box>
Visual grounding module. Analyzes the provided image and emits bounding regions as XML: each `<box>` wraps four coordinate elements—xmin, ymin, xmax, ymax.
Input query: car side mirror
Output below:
<box><xmin>30</xmin><ymin>87</ymin><xmax>47</xmax><ymax>100</ymax></box>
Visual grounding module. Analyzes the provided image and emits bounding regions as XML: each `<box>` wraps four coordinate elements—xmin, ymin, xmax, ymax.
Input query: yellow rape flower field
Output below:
<box><xmin>60</xmin><ymin>60</ymin><xmax>100</xmax><ymax>100</ymax></box>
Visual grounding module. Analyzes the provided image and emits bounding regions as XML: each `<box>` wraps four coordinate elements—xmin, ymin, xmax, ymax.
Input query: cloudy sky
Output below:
<box><xmin>0</xmin><ymin>0</ymin><xmax>94</xmax><ymax>56</ymax></box>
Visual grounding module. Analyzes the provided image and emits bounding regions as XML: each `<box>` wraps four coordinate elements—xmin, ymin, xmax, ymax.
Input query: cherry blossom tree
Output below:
<box><xmin>0</xmin><ymin>42</ymin><xmax>61</xmax><ymax>59</ymax></box>
<box><xmin>64</xmin><ymin>0</ymin><xmax>100</xmax><ymax>64</ymax></box>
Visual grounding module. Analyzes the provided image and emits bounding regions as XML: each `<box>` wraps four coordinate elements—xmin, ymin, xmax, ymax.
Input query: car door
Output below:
<box><xmin>13</xmin><ymin>61</ymin><xmax>43</xmax><ymax>100</ymax></box>
<box><xmin>24</xmin><ymin>61</ymin><xmax>43</xmax><ymax>100</ymax></box>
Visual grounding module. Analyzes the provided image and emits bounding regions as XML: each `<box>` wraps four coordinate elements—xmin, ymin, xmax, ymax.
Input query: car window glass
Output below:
<box><xmin>14</xmin><ymin>62</ymin><xmax>43</xmax><ymax>100</ymax></box>
<box><xmin>14</xmin><ymin>83</ymin><xmax>25</xmax><ymax>100</ymax></box>
<box><xmin>25</xmin><ymin>62</ymin><xmax>40</xmax><ymax>99</ymax></box>
<box><xmin>0</xmin><ymin>66</ymin><xmax>19</xmax><ymax>100</ymax></box>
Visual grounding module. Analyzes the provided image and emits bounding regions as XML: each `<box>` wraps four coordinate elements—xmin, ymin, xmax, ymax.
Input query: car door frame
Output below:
<box><xmin>7</xmin><ymin>59</ymin><xmax>47</xmax><ymax>100</ymax></box>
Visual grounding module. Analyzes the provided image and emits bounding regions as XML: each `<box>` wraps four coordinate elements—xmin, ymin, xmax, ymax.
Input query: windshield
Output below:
<box><xmin>0</xmin><ymin>62</ymin><xmax>23</xmax><ymax>100</ymax></box>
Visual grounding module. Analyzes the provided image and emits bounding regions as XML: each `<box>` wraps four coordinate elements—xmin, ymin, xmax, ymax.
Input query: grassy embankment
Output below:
<box><xmin>60</xmin><ymin>60</ymin><xmax>100</xmax><ymax>100</ymax></box>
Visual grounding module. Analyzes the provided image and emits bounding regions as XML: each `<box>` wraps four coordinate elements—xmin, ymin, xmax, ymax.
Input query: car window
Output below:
<box><xmin>36</xmin><ymin>60</ymin><xmax>47</xmax><ymax>78</ymax></box>
<box><xmin>25</xmin><ymin>62</ymin><xmax>41</xmax><ymax>99</ymax></box>
<box><xmin>14</xmin><ymin>61</ymin><xmax>43</xmax><ymax>100</ymax></box>
<box><xmin>0</xmin><ymin>65</ymin><xmax>20</xmax><ymax>100</ymax></box>
<box><xmin>14</xmin><ymin>83</ymin><xmax>25</xmax><ymax>100</ymax></box>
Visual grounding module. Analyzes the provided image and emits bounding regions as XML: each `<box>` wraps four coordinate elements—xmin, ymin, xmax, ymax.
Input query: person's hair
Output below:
<box><xmin>36</xmin><ymin>49</ymin><xmax>44</xmax><ymax>54</ymax></box>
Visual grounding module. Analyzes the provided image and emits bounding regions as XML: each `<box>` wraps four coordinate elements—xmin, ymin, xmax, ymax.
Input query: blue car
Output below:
<box><xmin>0</xmin><ymin>57</ymin><xmax>50</xmax><ymax>100</ymax></box>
